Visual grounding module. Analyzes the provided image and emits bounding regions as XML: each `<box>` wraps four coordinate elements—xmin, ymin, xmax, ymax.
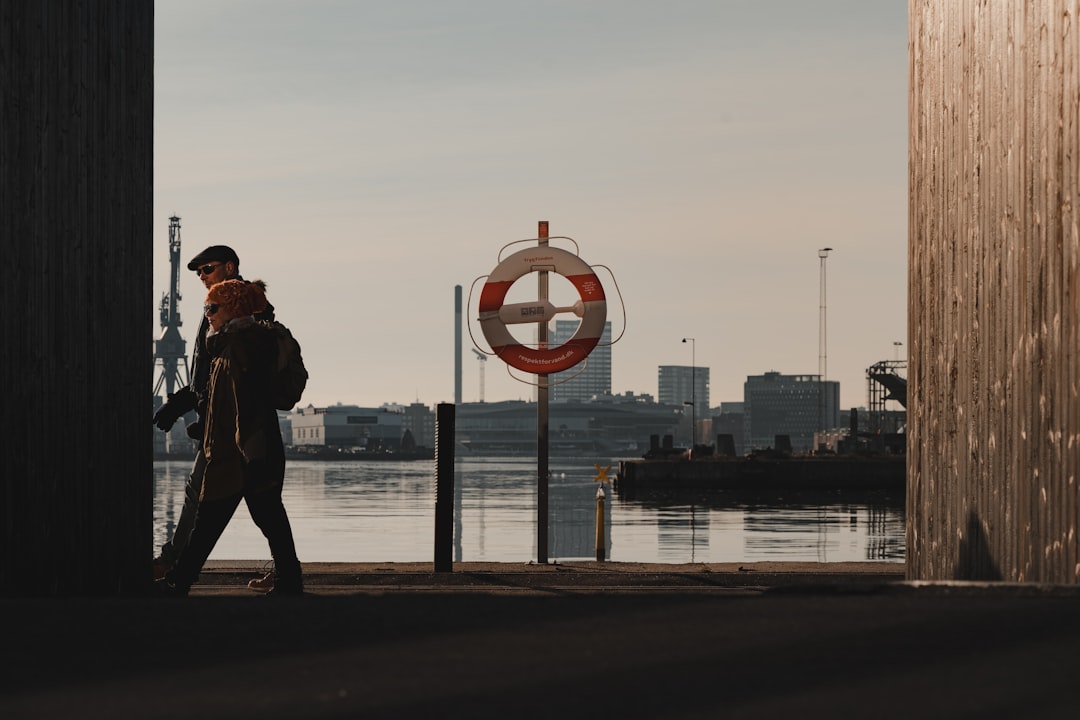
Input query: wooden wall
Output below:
<box><xmin>909</xmin><ymin>0</ymin><xmax>1080</xmax><ymax>582</ymax></box>
<box><xmin>0</xmin><ymin>4</ymin><xmax>154</xmax><ymax>595</ymax></box>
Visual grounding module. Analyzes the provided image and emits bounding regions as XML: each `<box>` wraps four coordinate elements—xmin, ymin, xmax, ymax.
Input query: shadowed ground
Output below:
<box><xmin>3</xmin><ymin>562</ymin><xmax>1077</xmax><ymax>719</ymax></box>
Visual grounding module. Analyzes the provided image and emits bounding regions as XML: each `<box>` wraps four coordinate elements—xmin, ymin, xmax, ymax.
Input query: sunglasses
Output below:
<box><xmin>204</xmin><ymin>303</ymin><xmax>220</xmax><ymax>316</ymax></box>
<box><xmin>195</xmin><ymin>263</ymin><xmax>222</xmax><ymax>277</ymax></box>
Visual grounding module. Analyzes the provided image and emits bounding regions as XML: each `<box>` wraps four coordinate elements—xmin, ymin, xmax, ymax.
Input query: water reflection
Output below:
<box><xmin>152</xmin><ymin>458</ymin><xmax>905</xmax><ymax>564</ymax></box>
<box><xmin>616</xmin><ymin>488</ymin><xmax>905</xmax><ymax>563</ymax></box>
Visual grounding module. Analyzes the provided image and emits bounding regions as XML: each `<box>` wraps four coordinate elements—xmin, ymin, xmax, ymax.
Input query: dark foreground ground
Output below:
<box><xmin>3</xmin><ymin>561</ymin><xmax>1078</xmax><ymax>719</ymax></box>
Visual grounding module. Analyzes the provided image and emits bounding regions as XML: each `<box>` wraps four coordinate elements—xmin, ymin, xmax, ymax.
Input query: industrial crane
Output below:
<box><xmin>152</xmin><ymin>216</ymin><xmax>190</xmax><ymax>399</ymax></box>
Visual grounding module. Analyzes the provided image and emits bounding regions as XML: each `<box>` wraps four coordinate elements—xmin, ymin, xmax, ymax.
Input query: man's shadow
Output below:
<box><xmin>956</xmin><ymin>510</ymin><xmax>1003</xmax><ymax>581</ymax></box>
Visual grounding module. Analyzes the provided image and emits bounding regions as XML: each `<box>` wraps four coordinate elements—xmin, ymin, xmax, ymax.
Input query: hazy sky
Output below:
<box><xmin>154</xmin><ymin>1</ymin><xmax>908</xmax><ymax>411</ymax></box>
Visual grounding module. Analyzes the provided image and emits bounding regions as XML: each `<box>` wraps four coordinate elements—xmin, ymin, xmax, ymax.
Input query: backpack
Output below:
<box><xmin>266</xmin><ymin>321</ymin><xmax>308</xmax><ymax>410</ymax></box>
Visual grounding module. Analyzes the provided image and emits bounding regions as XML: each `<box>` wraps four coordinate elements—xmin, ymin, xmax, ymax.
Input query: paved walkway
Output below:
<box><xmin>3</xmin><ymin>561</ymin><xmax>1078</xmax><ymax>719</ymax></box>
<box><xmin>193</xmin><ymin>559</ymin><xmax>907</xmax><ymax>596</ymax></box>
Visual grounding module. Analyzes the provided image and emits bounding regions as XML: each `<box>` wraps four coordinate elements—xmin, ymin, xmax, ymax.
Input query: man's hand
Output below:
<box><xmin>153</xmin><ymin>387</ymin><xmax>196</xmax><ymax>431</ymax></box>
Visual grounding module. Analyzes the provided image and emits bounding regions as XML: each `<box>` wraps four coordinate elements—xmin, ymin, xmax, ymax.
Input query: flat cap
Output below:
<box><xmin>187</xmin><ymin>245</ymin><xmax>240</xmax><ymax>271</ymax></box>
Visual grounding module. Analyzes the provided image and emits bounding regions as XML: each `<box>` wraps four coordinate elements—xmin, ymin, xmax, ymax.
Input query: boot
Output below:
<box><xmin>265</xmin><ymin>561</ymin><xmax>303</xmax><ymax>596</ymax></box>
<box><xmin>247</xmin><ymin>571</ymin><xmax>275</xmax><ymax>593</ymax></box>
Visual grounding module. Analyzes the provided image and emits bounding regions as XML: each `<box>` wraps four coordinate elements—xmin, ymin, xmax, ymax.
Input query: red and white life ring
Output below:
<box><xmin>478</xmin><ymin>246</ymin><xmax>607</xmax><ymax>374</ymax></box>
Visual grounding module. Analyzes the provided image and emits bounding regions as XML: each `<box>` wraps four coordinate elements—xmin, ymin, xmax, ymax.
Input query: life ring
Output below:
<box><xmin>479</xmin><ymin>246</ymin><xmax>607</xmax><ymax>374</ymax></box>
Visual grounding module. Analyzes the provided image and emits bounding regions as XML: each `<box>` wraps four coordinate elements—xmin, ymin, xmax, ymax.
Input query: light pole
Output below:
<box><xmin>893</xmin><ymin>341</ymin><xmax>902</xmax><ymax>361</ymax></box>
<box><xmin>682</xmin><ymin>337</ymin><xmax>695</xmax><ymax>449</ymax></box>
<box><xmin>818</xmin><ymin>248</ymin><xmax>832</xmax><ymax>441</ymax></box>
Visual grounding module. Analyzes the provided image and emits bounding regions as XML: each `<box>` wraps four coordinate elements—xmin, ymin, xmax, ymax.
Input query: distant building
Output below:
<box><xmin>657</xmin><ymin>365</ymin><xmax>710</xmax><ymax>410</ymax></box>
<box><xmin>550</xmin><ymin>320</ymin><xmax>612</xmax><ymax>402</ymax></box>
<box><xmin>291</xmin><ymin>404</ymin><xmax>407</xmax><ymax>449</ymax></box>
<box><xmin>455</xmin><ymin>398</ymin><xmax>682</xmax><ymax>455</ymax></box>
<box><xmin>710</xmin><ymin>404</ymin><xmax>746</xmax><ymax>457</ymax></box>
<box><xmin>401</xmin><ymin>402</ymin><xmax>436</xmax><ymax>448</ymax></box>
<box><xmin>278</xmin><ymin>411</ymin><xmax>294</xmax><ymax>446</ymax></box>
<box><xmin>743</xmin><ymin>371</ymin><xmax>839</xmax><ymax>453</ymax></box>
<box><xmin>658</xmin><ymin>365</ymin><xmax>710</xmax><ymax>444</ymax></box>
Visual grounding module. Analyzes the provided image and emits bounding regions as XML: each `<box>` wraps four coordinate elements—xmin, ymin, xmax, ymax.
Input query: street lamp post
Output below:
<box><xmin>682</xmin><ymin>337</ymin><xmax>695</xmax><ymax>450</ymax></box>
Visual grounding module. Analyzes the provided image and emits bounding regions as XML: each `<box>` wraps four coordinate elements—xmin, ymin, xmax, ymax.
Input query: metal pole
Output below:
<box><xmin>454</xmin><ymin>286</ymin><xmax>462</xmax><ymax>405</ymax></box>
<box><xmin>595</xmin><ymin>485</ymin><xmax>606</xmax><ymax>561</ymax></box>
<box><xmin>818</xmin><ymin>248</ymin><xmax>832</xmax><ymax>442</ymax></box>
<box><xmin>537</xmin><ymin>220</ymin><xmax>550</xmax><ymax>564</ymax></box>
<box><xmin>682</xmin><ymin>337</ymin><xmax>695</xmax><ymax>450</ymax></box>
<box><xmin>433</xmin><ymin>403</ymin><xmax>455</xmax><ymax>572</ymax></box>
<box><xmin>690</xmin><ymin>341</ymin><xmax>695</xmax><ymax>448</ymax></box>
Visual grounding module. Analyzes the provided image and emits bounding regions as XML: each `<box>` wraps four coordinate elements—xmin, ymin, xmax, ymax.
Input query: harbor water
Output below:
<box><xmin>153</xmin><ymin>456</ymin><xmax>906</xmax><ymax>564</ymax></box>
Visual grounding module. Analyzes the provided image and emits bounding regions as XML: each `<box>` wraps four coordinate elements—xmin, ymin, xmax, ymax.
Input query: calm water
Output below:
<box><xmin>153</xmin><ymin>457</ymin><xmax>906</xmax><ymax>564</ymax></box>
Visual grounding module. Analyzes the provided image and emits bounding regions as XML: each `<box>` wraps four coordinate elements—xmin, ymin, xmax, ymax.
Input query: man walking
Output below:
<box><xmin>152</xmin><ymin>246</ymin><xmax>274</xmax><ymax>579</ymax></box>
<box><xmin>157</xmin><ymin>279</ymin><xmax>302</xmax><ymax>597</ymax></box>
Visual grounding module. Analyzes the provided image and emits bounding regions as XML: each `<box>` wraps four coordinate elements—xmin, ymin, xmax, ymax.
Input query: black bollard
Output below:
<box><xmin>433</xmin><ymin>403</ymin><xmax>455</xmax><ymax>572</ymax></box>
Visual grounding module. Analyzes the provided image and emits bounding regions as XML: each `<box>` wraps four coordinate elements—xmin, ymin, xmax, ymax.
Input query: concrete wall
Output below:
<box><xmin>909</xmin><ymin>1</ymin><xmax>1080</xmax><ymax>582</ymax></box>
<box><xmin>0</xmin><ymin>4</ymin><xmax>154</xmax><ymax>595</ymax></box>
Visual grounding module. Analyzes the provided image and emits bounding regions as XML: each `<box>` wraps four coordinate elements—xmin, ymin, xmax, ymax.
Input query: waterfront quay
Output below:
<box><xmin>616</xmin><ymin>454</ymin><xmax>906</xmax><ymax>493</ymax></box>
<box><xmin>4</xmin><ymin>561</ymin><xmax>1078</xmax><ymax>719</ymax></box>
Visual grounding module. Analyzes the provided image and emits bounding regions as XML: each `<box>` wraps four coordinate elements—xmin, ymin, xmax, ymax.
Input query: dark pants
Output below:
<box><xmin>168</xmin><ymin>483</ymin><xmax>302</xmax><ymax>592</ymax></box>
<box><xmin>159</xmin><ymin>449</ymin><xmax>206</xmax><ymax>566</ymax></box>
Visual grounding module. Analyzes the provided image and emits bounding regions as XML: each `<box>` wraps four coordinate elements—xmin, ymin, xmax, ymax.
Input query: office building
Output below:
<box><xmin>454</xmin><ymin>397</ymin><xmax>682</xmax><ymax>455</ymax></box>
<box><xmin>550</xmin><ymin>320</ymin><xmax>612</xmax><ymax>402</ymax></box>
<box><xmin>710</xmin><ymin>403</ymin><xmax>745</xmax><ymax>456</ymax></box>
<box><xmin>657</xmin><ymin>365</ymin><xmax>710</xmax><ymax>412</ymax></box>
<box><xmin>658</xmin><ymin>365</ymin><xmax>710</xmax><ymax>446</ymax></box>
<box><xmin>291</xmin><ymin>404</ymin><xmax>406</xmax><ymax>448</ymax></box>
<box><xmin>743</xmin><ymin>371</ymin><xmax>839</xmax><ymax>453</ymax></box>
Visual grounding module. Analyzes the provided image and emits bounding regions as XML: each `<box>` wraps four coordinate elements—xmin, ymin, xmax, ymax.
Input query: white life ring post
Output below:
<box><xmin>478</xmin><ymin>246</ymin><xmax>607</xmax><ymax>374</ymax></box>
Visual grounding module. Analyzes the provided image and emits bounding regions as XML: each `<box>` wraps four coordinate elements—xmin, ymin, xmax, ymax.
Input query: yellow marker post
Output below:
<box><xmin>594</xmin><ymin>464</ymin><xmax>612</xmax><ymax>561</ymax></box>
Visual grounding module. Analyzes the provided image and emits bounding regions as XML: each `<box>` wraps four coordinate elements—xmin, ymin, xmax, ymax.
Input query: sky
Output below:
<box><xmin>153</xmin><ymin>0</ymin><xmax>909</xmax><ymax>412</ymax></box>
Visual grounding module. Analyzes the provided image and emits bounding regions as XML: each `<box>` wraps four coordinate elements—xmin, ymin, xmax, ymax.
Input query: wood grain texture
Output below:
<box><xmin>909</xmin><ymin>0</ymin><xmax>1079</xmax><ymax>582</ymax></box>
<box><xmin>1</xmin><ymin>3</ymin><xmax>154</xmax><ymax>595</ymax></box>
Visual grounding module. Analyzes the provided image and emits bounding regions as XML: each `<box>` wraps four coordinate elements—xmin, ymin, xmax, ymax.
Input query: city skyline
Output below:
<box><xmin>153</xmin><ymin>2</ymin><xmax>908</xmax><ymax>411</ymax></box>
<box><xmin>272</xmin><ymin>363</ymin><xmax>880</xmax><ymax>417</ymax></box>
